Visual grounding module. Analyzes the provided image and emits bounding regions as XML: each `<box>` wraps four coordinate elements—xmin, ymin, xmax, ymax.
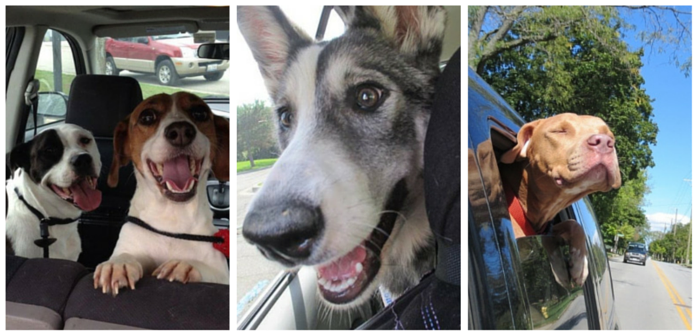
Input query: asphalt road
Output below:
<box><xmin>236</xmin><ymin>168</ymin><xmax>286</xmax><ymax>320</ymax></box>
<box><xmin>609</xmin><ymin>256</ymin><xmax>692</xmax><ymax>330</ymax></box>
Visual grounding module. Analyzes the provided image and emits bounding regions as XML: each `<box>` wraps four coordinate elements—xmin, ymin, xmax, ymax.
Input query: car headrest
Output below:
<box><xmin>65</xmin><ymin>75</ymin><xmax>143</xmax><ymax>138</ymax></box>
<box><xmin>424</xmin><ymin>48</ymin><xmax>460</xmax><ymax>285</ymax></box>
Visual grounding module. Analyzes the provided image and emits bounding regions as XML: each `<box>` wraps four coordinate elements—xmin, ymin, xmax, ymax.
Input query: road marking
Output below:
<box><xmin>651</xmin><ymin>260</ymin><xmax>692</xmax><ymax>330</ymax></box>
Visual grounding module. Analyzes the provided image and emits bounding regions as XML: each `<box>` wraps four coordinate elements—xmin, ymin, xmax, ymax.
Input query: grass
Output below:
<box><xmin>237</xmin><ymin>158</ymin><xmax>278</xmax><ymax>173</ymax></box>
<box><xmin>34</xmin><ymin>70</ymin><xmax>196</xmax><ymax>98</ymax></box>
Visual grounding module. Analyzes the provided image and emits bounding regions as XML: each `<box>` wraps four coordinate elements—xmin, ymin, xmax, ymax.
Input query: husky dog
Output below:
<box><xmin>239</xmin><ymin>6</ymin><xmax>446</xmax><ymax>307</ymax></box>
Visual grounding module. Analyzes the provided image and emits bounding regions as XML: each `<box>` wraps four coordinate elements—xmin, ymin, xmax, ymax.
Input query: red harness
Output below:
<box><xmin>503</xmin><ymin>185</ymin><xmax>537</xmax><ymax>237</ymax></box>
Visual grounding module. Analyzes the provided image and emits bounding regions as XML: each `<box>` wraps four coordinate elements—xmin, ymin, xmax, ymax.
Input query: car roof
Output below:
<box><xmin>5</xmin><ymin>6</ymin><xmax>229</xmax><ymax>37</ymax></box>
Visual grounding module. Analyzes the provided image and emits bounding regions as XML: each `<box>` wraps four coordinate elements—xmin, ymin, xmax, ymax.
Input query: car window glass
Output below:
<box><xmin>236</xmin><ymin>6</ymin><xmax>345</xmax><ymax>323</ymax></box>
<box><xmin>96</xmin><ymin>30</ymin><xmax>230</xmax><ymax>100</ymax></box>
<box><xmin>27</xmin><ymin>29</ymin><xmax>75</xmax><ymax>138</ymax></box>
<box><xmin>573</xmin><ymin>198</ymin><xmax>616</xmax><ymax>326</ymax></box>
<box><xmin>517</xmin><ymin>235</ymin><xmax>590</xmax><ymax>330</ymax></box>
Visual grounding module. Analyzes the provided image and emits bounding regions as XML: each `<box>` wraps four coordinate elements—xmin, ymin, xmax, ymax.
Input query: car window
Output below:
<box><xmin>97</xmin><ymin>30</ymin><xmax>230</xmax><ymax>100</ymax></box>
<box><xmin>236</xmin><ymin>6</ymin><xmax>345</xmax><ymax>323</ymax></box>
<box><xmin>516</xmin><ymin>235</ymin><xmax>589</xmax><ymax>330</ymax></box>
<box><xmin>26</xmin><ymin>29</ymin><xmax>76</xmax><ymax>138</ymax></box>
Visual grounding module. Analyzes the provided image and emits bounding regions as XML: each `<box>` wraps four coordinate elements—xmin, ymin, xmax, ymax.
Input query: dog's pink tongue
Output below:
<box><xmin>318</xmin><ymin>245</ymin><xmax>366</xmax><ymax>280</ymax></box>
<box><xmin>70</xmin><ymin>179</ymin><xmax>102</xmax><ymax>211</ymax></box>
<box><xmin>162</xmin><ymin>156</ymin><xmax>192</xmax><ymax>191</ymax></box>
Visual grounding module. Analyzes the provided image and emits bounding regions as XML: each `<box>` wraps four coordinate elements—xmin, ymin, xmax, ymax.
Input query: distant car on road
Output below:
<box><xmin>624</xmin><ymin>245</ymin><xmax>647</xmax><ymax>266</ymax></box>
<box><xmin>105</xmin><ymin>33</ymin><xmax>229</xmax><ymax>86</ymax></box>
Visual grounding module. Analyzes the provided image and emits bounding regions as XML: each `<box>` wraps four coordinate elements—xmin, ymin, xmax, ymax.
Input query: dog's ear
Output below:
<box><xmin>108</xmin><ymin>116</ymin><xmax>131</xmax><ymax>188</ymax></box>
<box><xmin>211</xmin><ymin>115</ymin><xmax>230</xmax><ymax>182</ymax></box>
<box><xmin>501</xmin><ymin>120</ymin><xmax>542</xmax><ymax>164</ymax></box>
<box><xmin>336</xmin><ymin>6</ymin><xmax>447</xmax><ymax>67</ymax></box>
<box><xmin>9</xmin><ymin>139</ymin><xmax>34</xmax><ymax>173</ymax></box>
<box><xmin>238</xmin><ymin>6</ymin><xmax>313</xmax><ymax>99</ymax></box>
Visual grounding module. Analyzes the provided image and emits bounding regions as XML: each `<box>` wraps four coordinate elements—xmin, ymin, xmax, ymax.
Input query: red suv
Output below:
<box><xmin>104</xmin><ymin>33</ymin><xmax>229</xmax><ymax>86</ymax></box>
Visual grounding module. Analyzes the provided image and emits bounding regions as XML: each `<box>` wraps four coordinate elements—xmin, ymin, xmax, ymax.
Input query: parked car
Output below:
<box><xmin>624</xmin><ymin>245</ymin><xmax>647</xmax><ymax>266</ymax></box>
<box><xmin>468</xmin><ymin>68</ymin><xmax>620</xmax><ymax>330</ymax></box>
<box><xmin>105</xmin><ymin>33</ymin><xmax>229</xmax><ymax>85</ymax></box>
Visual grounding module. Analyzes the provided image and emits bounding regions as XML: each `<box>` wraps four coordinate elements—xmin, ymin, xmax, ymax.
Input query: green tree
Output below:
<box><xmin>469</xmin><ymin>6</ymin><xmax>691</xmax><ymax>77</ymax></box>
<box><xmin>468</xmin><ymin>6</ymin><xmax>671</xmax><ymax>244</ymax></box>
<box><xmin>237</xmin><ymin>100</ymin><xmax>275</xmax><ymax>168</ymax></box>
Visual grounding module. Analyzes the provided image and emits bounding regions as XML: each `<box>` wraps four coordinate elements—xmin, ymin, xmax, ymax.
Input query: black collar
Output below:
<box><xmin>126</xmin><ymin>215</ymin><xmax>224</xmax><ymax>244</ymax></box>
<box><xmin>13</xmin><ymin>187</ymin><xmax>80</xmax><ymax>258</ymax></box>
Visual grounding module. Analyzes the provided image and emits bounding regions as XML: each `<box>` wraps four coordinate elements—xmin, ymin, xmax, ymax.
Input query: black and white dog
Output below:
<box><xmin>239</xmin><ymin>6</ymin><xmax>446</xmax><ymax>307</ymax></box>
<box><xmin>6</xmin><ymin>124</ymin><xmax>102</xmax><ymax>260</ymax></box>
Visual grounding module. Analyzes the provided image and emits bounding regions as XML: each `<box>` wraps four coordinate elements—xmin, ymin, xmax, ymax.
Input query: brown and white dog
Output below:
<box><xmin>93</xmin><ymin>92</ymin><xmax>229</xmax><ymax>295</ymax></box>
<box><xmin>498</xmin><ymin>113</ymin><xmax>621</xmax><ymax>286</ymax></box>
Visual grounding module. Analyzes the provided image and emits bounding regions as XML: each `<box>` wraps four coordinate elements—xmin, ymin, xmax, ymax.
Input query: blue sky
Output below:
<box><xmin>618</xmin><ymin>7</ymin><xmax>692</xmax><ymax>232</ymax></box>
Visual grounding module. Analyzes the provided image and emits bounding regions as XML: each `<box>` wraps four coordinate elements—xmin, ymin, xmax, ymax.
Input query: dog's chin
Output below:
<box><xmin>48</xmin><ymin>176</ymin><xmax>101</xmax><ymax>211</ymax></box>
<box><xmin>147</xmin><ymin>155</ymin><xmax>203</xmax><ymax>202</ymax></box>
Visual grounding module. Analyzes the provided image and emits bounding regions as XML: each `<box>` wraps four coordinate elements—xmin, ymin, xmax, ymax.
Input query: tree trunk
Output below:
<box><xmin>249</xmin><ymin>151</ymin><xmax>255</xmax><ymax>168</ymax></box>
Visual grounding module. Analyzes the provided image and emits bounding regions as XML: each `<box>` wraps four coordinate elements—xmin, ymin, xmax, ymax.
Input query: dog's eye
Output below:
<box><xmin>354</xmin><ymin>84</ymin><xmax>387</xmax><ymax>112</ymax></box>
<box><xmin>551</xmin><ymin>129</ymin><xmax>567</xmax><ymax>134</ymax></box>
<box><xmin>279</xmin><ymin>108</ymin><xmax>293</xmax><ymax>128</ymax></box>
<box><xmin>79</xmin><ymin>137</ymin><xmax>91</xmax><ymax>145</ymax></box>
<box><xmin>139</xmin><ymin>109</ymin><xmax>157</xmax><ymax>126</ymax></box>
<box><xmin>190</xmin><ymin>106</ymin><xmax>210</xmax><ymax>122</ymax></box>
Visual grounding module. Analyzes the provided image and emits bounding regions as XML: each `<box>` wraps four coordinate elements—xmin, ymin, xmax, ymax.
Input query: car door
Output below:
<box><xmin>108</xmin><ymin>37</ymin><xmax>133</xmax><ymax>69</ymax></box>
<box><xmin>127</xmin><ymin>36</ymin><xmax>155</xmax><ymax>72</ymax></box>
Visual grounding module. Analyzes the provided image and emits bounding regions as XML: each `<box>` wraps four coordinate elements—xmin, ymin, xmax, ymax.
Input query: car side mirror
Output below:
<box><xmin>197</xmin><ymin>43</ymin><xmax>229</xmax><ymax>60</ymax></box>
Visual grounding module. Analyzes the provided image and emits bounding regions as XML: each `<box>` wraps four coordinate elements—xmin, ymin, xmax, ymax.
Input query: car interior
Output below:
<box><xmin>236</xmin><ymin>6</ymin><xmax>461</xmax><ymax>330</ymax></box>
<box><xmin>5</xmin><ymin>6</ymin><xmax>230</xmax><ymax>330</ymax></box>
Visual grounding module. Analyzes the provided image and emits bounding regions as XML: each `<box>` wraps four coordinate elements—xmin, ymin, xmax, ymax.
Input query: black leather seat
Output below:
<box><xmin>64</xmin><ymin>75</ymin><xmax>143</xmax><ymax>268</ymax></box>
<box><xmin>359</xmin><ymin>49</ymin><xmax>461</xmax><ymax>330</ymax></box>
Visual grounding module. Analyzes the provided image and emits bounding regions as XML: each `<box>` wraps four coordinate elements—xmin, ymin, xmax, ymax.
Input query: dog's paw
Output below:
<box><xmin>93</xmin><ymin>260</ymin><xmax>143</xmax><ymax>297</ymax></box>
<box><xmin>152</xmin><ymin>260</ymin><xmax>202</xmax><ymax>284</ymax></box>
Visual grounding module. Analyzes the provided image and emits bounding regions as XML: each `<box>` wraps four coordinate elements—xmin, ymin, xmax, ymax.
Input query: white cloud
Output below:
<box><xmin>646</xmin><ymin>212</ymin><xmax>691</xmax><ymax>232</ymax></box>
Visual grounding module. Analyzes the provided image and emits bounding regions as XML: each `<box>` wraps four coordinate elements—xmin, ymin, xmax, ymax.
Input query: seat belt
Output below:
<box><xmin>24</xmin><ymin>79</ymin><xmax>40</xmax><ymax>137</ymax></box>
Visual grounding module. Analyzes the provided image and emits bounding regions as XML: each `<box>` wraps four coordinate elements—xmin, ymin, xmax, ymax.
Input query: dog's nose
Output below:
<box><xmin>586</xmin><ymin>134</ymin><xmax>614</xmax><ymax>154</ymax></box>
<box><xmin>71</xmin><ymin>154</ymin><xmax>93</xmax><ymax>175</ymax></box>
<box><xmin>243</xmin><ymin>201</ymin><xmax>323</xmax><ymax>265</ymax></box>
<box><xmin>165</xmin><ymin>122</ymin><xmax>196</xmax><ymax>147</ymax></box>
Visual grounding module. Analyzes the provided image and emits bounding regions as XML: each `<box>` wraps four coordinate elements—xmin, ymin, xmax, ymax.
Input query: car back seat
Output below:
<box><xmin>64</xmin><ymin>75</ymin><xmax>142</xmax><ymax>269</ymax></box>
<box><xmin>6</xmin><ymin>255</ymin><xmax>88</xmax><ymax>330</ymax></box>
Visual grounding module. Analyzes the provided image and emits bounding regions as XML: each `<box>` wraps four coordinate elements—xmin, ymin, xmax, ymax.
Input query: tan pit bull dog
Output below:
<box><xmin>498</xmin><ymin>113</ymin><xmax>622</xmax><ymax>287</ymax></box>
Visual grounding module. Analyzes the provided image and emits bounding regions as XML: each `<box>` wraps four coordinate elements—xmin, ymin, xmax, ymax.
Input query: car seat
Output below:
<box><xmin>358</xmin><ymin>48</ymin><xmax>461</xmax><ymax>329</ymax></box>
<box><xmin>6</xmin><ymin>256</ymin><xmax>89</xmax><ymax>329</ymax></box>
<box><xmin>64</xmin><ymin>75</ymin><xmax>142</xmax><ymax>268</ymax></box>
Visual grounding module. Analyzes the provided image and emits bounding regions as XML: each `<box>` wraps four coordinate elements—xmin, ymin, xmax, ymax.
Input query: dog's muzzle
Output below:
<box><xmin>242</xmin><ymin>199</ymin><xmax>324</xmax><ymax>266</ymax></box>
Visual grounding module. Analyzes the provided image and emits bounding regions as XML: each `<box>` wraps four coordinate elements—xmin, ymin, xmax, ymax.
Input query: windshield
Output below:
<box><xmin>628</xmin><ymin>246</ymin><xmax>646</xmax><ymax>253</ymax></box>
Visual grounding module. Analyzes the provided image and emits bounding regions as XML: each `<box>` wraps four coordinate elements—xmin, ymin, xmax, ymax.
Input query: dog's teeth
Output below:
<box><xmin>184</xmin><ymin>180</ymin><xmax>195</xmax><ymax>192</ymax></box>
<box><xmin>355</xmin><ymin>262</ymin><xmax>363</xmax><ymax>273</ymax></box>
<box><xmin>165</xmin><ymin>181</ymin><xmax>175</xmax><ymax>192</ymax></box>
<box><xmin>346</xmin><ymin>276</ymin><xmax>356</xmax><ymax>287</ymax></box>
<box><xmin>63</xmin><ymin>187</ymin><xmax>71</xmax><ymax>194</ymax></box>
<box><xmin>157</xmin><ymin>163</ymin><xmax>164</xmax><ymax>176</ymax></box>
<box><xmin>189</xmin><ymin>157</ymin><xmax>195</xmax><ymax>174</ymax></box>
<box><xmin>318</xmin><ymin>277</ymin><xmax>327</xmax><ymax>286</ymax></box>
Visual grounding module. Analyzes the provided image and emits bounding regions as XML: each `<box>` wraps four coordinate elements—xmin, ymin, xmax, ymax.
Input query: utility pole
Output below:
<box><xmin>684</xmin><ymin>179</ymin><xmax>692</xmax><ymax>266</ymax></box>
<box><xmin>685</xmin><ymin>210</ymin><xmax>692</xmax><ymax>265</ymax></box>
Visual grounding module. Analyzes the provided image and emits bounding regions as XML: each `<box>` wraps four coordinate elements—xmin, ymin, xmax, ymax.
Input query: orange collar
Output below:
<box><xmin>503</xmin><ymin>184</ymin><xmax>537</xmax><ymax>237</ymax></box>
